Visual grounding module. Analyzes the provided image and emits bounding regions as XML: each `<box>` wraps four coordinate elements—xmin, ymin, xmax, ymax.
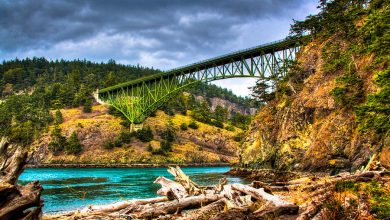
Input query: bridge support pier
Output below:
<box><xmin>130</xmin><ymin>123</ymin><xmax>143</xmax><ymax>132</ymax></box>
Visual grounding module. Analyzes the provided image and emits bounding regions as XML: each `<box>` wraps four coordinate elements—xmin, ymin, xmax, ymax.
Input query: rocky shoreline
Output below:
<box><xmin>26</xmin><ymin>162</ymin><xmax>230</xmax><ymax>168</ymax></box>
<box><xmin>226</xmin><ymin>167</ymin><xmax>328</xmax><ymax>182</ymax></box>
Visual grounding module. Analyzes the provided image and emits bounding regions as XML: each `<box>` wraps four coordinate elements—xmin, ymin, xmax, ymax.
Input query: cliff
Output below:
<box><xmin>240</xmin><ymin>1</ymin><xmax>389</xmax><ymax>172</ymax></box>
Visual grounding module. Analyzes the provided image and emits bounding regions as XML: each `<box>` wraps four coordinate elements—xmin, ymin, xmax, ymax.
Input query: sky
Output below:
<box><xmin>0</xmin><ymin>0</ymin><xmax>319</xmax><ymax>97</ymax></box>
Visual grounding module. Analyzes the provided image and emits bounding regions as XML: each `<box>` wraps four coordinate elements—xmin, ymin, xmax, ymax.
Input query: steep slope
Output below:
<box><xmin>240</xmin><ymin>1</ymin><xmax>389</xmax><ymax>172</ymax></box>
<box><xmin>31</xmin><ymin>104</ymin><xmax>243</xmax><ymax>165</ymax></box>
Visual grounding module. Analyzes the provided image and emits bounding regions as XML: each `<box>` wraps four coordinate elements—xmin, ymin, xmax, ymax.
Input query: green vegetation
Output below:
<box><xmin>134</xmin><ymin>126</ymin><xmax>153</xmax><ymax>142</ymax></box>
<box><xmin>48</xmin><ymin>124</ymin><xmax>67</xmax><ymax>154</ymax></box>
<box><xmin>188</xmin><ymin>121</ymin><xmax>199</xmax><ymax>129</ymax></box>
<box><xmin>180</xmin><ymin>123</ymin><xmax>188</xmax><ymax>130</ymax></box>
<box><xmin>330</xmin><ymin>180</ymin><xmax>390</xmax><ymax>220</ymax></box>
<box><xmin>289</xmin><ymin>0</ymin><xmax>389</xmax><ymax>135</ymax></box>
<box><xmin>0</xmin><ymin>94</ymin><xmax>52</xmax><ymax>146</ymax></box>
<box><xmin>65</xmin><ymin>132</ymin><xmax>83</xmax><ymax>155</ymax></box>
<box><xmin>365</xmin><ymin>181</ymin><xmax>390</xmax><ymax>219</ymax></box>
<box><xmin>356</xmin><ymin>68</ymin><xmax>390</xmax><ymax>134</ymax></box>
<box><xmin>330</xmin><ymin>73</ymin><xmax>364</xmax><ymax>108</ymax></box>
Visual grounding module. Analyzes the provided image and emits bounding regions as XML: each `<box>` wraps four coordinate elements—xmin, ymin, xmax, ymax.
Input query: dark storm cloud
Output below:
<box><xmin>0</xmin><ymin>0</ymin><xmax>310</xmax><ymax>54</ymax></box>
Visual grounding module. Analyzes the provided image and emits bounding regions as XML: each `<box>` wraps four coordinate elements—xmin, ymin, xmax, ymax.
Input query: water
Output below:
<box><xmin>19</xmin><ymin>167</ymin><xmax>248</xmax><ymax>213</ymax></box>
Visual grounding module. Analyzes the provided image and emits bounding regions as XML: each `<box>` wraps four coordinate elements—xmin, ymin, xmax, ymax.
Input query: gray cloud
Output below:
<box><xmin>1</xmin><ymin>0</ymin><xmax>316</xmax><ymax>53</ymax></box>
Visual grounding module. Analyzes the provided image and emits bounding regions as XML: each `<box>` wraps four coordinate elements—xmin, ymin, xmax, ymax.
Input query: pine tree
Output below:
<box><xmin>83</xmin><ymin>98</ymin><xmax>92</xmax><ymax>113</ymax></box>
<box><xmin>55</xmin><ymin>109</ymin><xmax>63</xmax><ymax>124</ymax></box>
<box><xmin>65</xmin><ymin>132</ymin><xmax>83</xmax><ymax>154</ymax></box>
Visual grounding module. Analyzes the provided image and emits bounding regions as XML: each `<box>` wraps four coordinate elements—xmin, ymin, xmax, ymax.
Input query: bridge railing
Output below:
<box><xmin>168</xmin><ymin>38</ymin><xmax>289</xmax><ymax>73</ymax></box>
<box><xmin>99</xmin><ymin>35</ymin><xmax>310</xmax><ymax>94</ymax></box>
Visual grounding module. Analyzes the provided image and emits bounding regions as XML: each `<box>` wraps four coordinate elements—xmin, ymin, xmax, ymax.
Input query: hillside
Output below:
<box><xmin>239</xmin><ymin>0</ymin><xmax>389</xmax><ymax>172</ymax></box>
<box><xmin>30</xmin><ymin>104</ymin><xmax>244</xmax><ymax>165</ymax></box>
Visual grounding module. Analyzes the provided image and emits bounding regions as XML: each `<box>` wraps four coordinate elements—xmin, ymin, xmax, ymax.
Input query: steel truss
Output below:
<box><xmin>98</xmin><ymin>37</ymin><xmax>308</xmax><ymax>124</ymax></box>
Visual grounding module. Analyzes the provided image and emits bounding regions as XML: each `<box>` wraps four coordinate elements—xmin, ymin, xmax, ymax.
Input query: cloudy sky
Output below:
<box><xmin>0</xmin><ymin>0</ymin><xmax>319</xmax><ymax>97</ymax></box>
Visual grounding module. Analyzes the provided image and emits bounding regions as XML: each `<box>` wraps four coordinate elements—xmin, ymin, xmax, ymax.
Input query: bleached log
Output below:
<box><xmin>231</xmin><ymin>183</ymin><xmax>299</xmax><ymax>216</ymax></box>
<box><xmin>130</xmin><ymin>194</ymin><xmax>223</xmax><ymax>219</ymax></box>
<box><xmin>80</xmin><ymin>197</ymin><xmax>168</xmax><ymax>213</ymax></box>
<box><xmin>180</xmin><ymin>199</ymin><xmax>226</xmax><ymax>220</ymax></box>
<box><xmin>154</xmin><ymin>176</ymin><xmax>188</xmax><ymax>200</ymax></box>
<box><xmin>231</xmin><ymin>183</ymin><xmax>292</xmax><ymax>207</ymax></box>
<box><xmin>296</xmin><ymin>191</ymin><xmax>333</xmax><ymax>220</ymax></box>
<box><xmin>168</xmin><ymin>166</ymin><xmax>203</xmax><ymax>196</ymax></box>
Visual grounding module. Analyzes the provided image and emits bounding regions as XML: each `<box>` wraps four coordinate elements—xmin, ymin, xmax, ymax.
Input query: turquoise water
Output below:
<box><xmin>19</xmin><ymin>167</ymin><xmax>247</xmax><ymax>213</ymax></box>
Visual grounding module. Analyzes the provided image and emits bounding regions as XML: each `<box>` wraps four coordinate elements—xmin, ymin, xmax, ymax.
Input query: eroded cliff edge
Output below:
<box><xmin>240</xmin><ymin>1</ymin><xmax>389</xmax><ymax>172</ymax></box>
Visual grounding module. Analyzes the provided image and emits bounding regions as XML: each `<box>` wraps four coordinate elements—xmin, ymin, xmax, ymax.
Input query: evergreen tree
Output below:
<box><xmin>55</xmin><ymin>109</ymin><xmax>64</xmax><ymax>124</ymax></box>
<box><xmin>83</xmin><ymin>98</ymin><xmax>93</xmax><ymax>113</ymax></box>
<box><xmin>48</xmin><ymin>124</ymin><xmax>66</xmax><ymax>153</ymax></box>
<box><xmin>214</xmin><ymin>105</ymin><xmax>228</xmax><ymax>123</ymax></box>
<box><xmin>65</xmin><ymin>132</ymin><xmax>83</xmax><ymax>154</ymax></box>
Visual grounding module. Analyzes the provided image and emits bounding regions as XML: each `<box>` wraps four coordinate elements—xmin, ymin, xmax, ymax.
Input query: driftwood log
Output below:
<box><xmin>0</xmin><ymin>137</ymin><xmax>43</xmax><ymax>220</ymax></box>
<box><xmin>45</xmin><ymin>166</ymin><xmax>387</xmax><ymax>220</ymax></box>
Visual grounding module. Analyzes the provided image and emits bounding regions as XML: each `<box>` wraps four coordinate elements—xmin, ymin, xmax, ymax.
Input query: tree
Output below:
<box><xmin>0</xmin><ymin>94</ymin><xmax>52</xmax><ymax>146</ymax></box>
<box><xmin>48</xmin><ymin>124</ymin><xmax>66</xmax><ymax>153</ymax></box>
<box><xmin>250</xmin><ymin>79</ymin><xmax>275</xmax><ymax>104</ymax></box>
<box><xmin>191</xmin><ymin>100</ymin><xmax>211</xmax><ymax>123</ymax></box>
<box><xmin>83</xmin><ymin>98</ymin><xmax>93</xmax><ymax>113</ymax></box>
<box><xmin>55</xmin><ymin>109</ymin><xmax>64</xmax><ymax>124</ymax></box>
<box><xmin>161</xmin><ymin>119</ymin><xmax>176</xmax><ymax>143</ymax></box>
<box><xmin>214</xmin><ymin>105</ymin><xmax>228</xmax><ymax>123</ymax></box>
<box><xmin>65</xmin><ymin>132</ymin><xmax>83</xmax><ymax>154</ymax></box>
<box><xmin>135</xmin><ymin>126</ymin><xmax>153</xmax><ymax>142</ymax></box>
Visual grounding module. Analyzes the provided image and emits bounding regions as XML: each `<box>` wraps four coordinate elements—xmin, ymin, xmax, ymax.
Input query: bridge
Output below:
<box><xmin>98</xmin><ymin>36</ymin><xmax>309</xmax><ymax>125</ymax></box>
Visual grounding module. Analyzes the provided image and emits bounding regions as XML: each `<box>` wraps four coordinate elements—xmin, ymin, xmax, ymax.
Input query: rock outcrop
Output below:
<box><xmin>240</xmin><ymin>39</ymin><xmax>389</xmax><ymax>172</ymax></box>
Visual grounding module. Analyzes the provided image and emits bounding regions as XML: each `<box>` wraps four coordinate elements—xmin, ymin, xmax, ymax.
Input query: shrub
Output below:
<box><xmin>355</xmin><ymin>68</ymin><xmax>390</xmax><ymax>134</ymax></box>
<box><xmin>225</xmin><ymin>125</ymin><xmax>236</xmax><ymax>132</ymax></box>
<box><xmin>65</xmin><ymin>132</ymin><xmax>83</xmax><ymax>154</ymax></box>
<box><xmin>188</xmin><ymin>121</ymin><xmax>199</xmax><ymax>129</ymax></box>
<box><xmin>120</xmin><ymin>120</ymin><xmax>131</xmax><ymax>128</ymax></box>
<box><xmin>135</xmin><ymin>126</ymin><xmax>153</xmax><ymax>142</ymax></box>
<box><xmin>233</xmin><ymin>133</ymin><xmax>245</xmax><ymax>142</ymax></box>
<box><xmin>180</xmin><ymin>123</ymin><xmax>188</xmax><ymax>130</ymax></box>
<box><xmin>118</xmin><ymin>131</ymin><xmax>132</xmax><ymax>144</ymax></box>
<box><xmin>210</xmin><ymin>119</ymin><xmax>224</xmax><ymax>128</ymax></box>
<box><xmin>54</xmin><ymin>109</ymin><xmax>63</xmax><ymax>124</ymax></box>
<box><xmin>83</xmin><ymin>98</ymin><xmax>92</xmax><ymax>113</ymax></box>
<box><xmin>114</xmin><ymin>138</ymin><xmax>122</xmax><ymax>147</ymax></box>
<box><xmin>147</xmin><ymin>143</ymin><xmax>153</xmax><ymax>152</ymax></box>
<box><xmin>104</xmin><ymin>140</ymin><xmax>114</xmax><ymax>149</ymax></box>
<box><xmin>160</xmin><ymin>141</ymin><xmax>172</xmax><ymax>153</ymax></box>
<box><xmin>330</xmin><ymin>73</ymin><xmax>364</xmax><ymax>108</ymax></box>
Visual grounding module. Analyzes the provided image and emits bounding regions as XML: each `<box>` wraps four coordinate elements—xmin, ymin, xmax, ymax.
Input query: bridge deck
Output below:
<box><xmin>99</xmin><ymin>36</ymin><xmax>309</xmax><ymax>94</ymax></box>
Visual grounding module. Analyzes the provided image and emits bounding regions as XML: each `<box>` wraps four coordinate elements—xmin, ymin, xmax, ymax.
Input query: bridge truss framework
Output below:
<box><xmin>98</xmin><ymin>36</ymin><xmax>309</xmax><ymax>124</ymax></box>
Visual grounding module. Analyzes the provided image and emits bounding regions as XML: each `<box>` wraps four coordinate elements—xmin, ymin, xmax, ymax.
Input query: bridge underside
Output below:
<box><xmin>98</xmin><ymin>37</ymin><xmax>306</xmax><ymax>124</ymax></box>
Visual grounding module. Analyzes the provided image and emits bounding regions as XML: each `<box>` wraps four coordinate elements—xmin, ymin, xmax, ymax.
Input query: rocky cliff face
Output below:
<box><xmin>195</xmin><ymin>95</ymin><xmax>256</xmax><ymax>116</ymax></box>
<box><xmin>240</xmin><ymin>40</ymin><xmax>389</xmax><ymax>172</ymax></box>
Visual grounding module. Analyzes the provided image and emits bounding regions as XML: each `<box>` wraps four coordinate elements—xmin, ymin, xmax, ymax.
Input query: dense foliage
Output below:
<box><xmin>0</xmin><ymin>94</ymin><xmax>52</xmax><ymax>146</ymax></box>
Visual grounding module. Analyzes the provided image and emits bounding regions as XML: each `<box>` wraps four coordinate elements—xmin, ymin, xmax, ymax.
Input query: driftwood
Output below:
<box><xmin>58</xmin><ymin>166</ymin><xmax>297</xmax><ymax>220</ymax></box>
<box><xmin>154</xmin><ymin>176</ymin><xmax>188</xmax><ymax>200</ymax></box>
<box><xmin>232</xmin><ymin>183</ymin><xmax>299</xmax><ymax>216</ymax></box>
<box><xmin>129</xmin><ymin>194</ymin><xmax>223</xmax><ymax>219</ymax></box>
<box><xmin>180</xmin><ymin>199</ymin><xmax>226</xmax><ymax>220</ymax></box>
<box><xmin>81</xmin><ymin>197</ymin><xmax>168</xmax><ymax>214</ymax></box>
<box><xmin>45</xmin><ymin>166</ymin><xmax>388</xmax><ymax>220</ymax></box>
<box><xmin>0</xmin><ymin>137</ymin><xmax>43</xmax><ymax>220</ymax></box>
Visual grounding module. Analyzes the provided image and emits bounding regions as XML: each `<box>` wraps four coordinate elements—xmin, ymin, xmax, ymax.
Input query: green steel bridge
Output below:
<box><xmin>98</xmin><ymin>36</ymin><xmax>309</xmax><ymax>125</ymax></box>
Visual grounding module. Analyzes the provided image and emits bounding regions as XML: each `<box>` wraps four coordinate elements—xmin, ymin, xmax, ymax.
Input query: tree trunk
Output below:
<box><xmin>0</xmin><ymin>137</ymin><xmax>43</xmax><ymax>220</ymax></box>
<box><xmin>130</xmin><ymin>194</ymin><xmax>223</xmax><ymax>219</ymax></box>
